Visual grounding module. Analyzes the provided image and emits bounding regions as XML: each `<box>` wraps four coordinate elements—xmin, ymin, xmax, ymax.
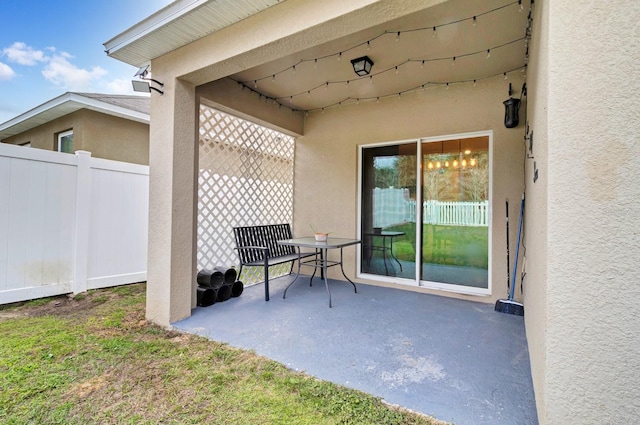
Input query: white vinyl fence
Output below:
<box><xmin>0</xmin><ymin>144</ymin><xmax>149</xmax><ymax>304</ymax></box>
<box><xmin>373</xmin><ymin>187</ymin><xmax>488</xmax><ymax>228</ymax></box>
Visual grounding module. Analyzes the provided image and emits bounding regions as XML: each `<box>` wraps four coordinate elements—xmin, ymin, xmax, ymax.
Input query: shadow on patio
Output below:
<box><xmin>173</xmin><ymin>276</ymin><xmax>537</xmax><ymax>425</ymax></box>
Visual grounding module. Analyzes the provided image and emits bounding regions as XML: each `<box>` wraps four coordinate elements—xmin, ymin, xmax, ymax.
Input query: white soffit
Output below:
<box><xmin>104</xmin><ymin>0</ymin><xmax>283</xmax><ymax>67</ymax></box>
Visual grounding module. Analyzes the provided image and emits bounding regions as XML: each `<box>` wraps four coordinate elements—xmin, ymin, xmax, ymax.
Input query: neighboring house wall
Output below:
<box><xmin>526</xmin><ymin>1</ymin><xmax>640</xmax><ymax>424</ymax></box>
<box><xmin>2</xmin><ymin>109</ymin><xmax>149</xmax><ymax>165</ymax></box>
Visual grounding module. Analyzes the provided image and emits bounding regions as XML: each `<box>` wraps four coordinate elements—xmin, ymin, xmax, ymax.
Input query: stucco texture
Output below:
<box><xmin>526</xmin><ymin>0</ymin><xmax>640</xmax><ymax>423</ymax></box>
<box><xmin>295</xmin><ymin>73</ymin><xmax>526</xmax><ymax>305</ymax></box>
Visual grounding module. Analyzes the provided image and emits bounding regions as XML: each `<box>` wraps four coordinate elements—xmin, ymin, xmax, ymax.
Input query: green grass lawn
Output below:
<box><xmin>0</xmin><ymin>283</ymin><xmax>447</xmax><ymax>425</ymax></box>
<box><xmin>386</xmin><ymin>223</ymin><xmax>488</xmax><ymax>269</ymax></box>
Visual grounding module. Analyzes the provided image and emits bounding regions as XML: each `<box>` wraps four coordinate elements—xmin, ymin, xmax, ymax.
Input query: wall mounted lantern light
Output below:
<box><xmin>350</xmin><ymin>56</ymin><xmax>374</xmax><ymax>76</ymax></box>
<box><xmin>132</xmin><ymin>65</ymin><xmax>164</xmax><ymax>95</ymax></box>
<box><xmin>503</xmin><ymin>84</ymin><xmax>520</xmax><ymax>128</ymax></box>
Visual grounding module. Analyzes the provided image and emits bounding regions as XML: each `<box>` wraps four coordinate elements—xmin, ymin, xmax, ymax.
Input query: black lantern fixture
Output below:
<box><xmin>350</xmin><ymin>56</ymin><xmax>374</xmax><ymax>76</ymax></box>
<box><xmin>503</xmin><ymin>83</ymin><xmax>521</xmax><ymax>128</ymax></box>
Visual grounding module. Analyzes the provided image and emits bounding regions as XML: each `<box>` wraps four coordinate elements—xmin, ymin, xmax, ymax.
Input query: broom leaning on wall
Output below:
<box><xmin>495</xmin><ymin>194</ymin><xmax>525</xmax><ymax>316</ymax></box>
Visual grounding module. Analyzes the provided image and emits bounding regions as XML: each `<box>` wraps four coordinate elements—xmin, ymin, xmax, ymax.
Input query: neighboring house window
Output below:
<box><xmin>57</xmin><ymin>130</ymin><xmax>73</xmax><ymax>153</ymax></box>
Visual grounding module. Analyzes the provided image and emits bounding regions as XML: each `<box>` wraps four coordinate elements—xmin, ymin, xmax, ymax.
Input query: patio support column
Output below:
<box><xmin>146</xmin><ymin>78</ymin><xmax>198</xmax><ymax>327</ymax></box>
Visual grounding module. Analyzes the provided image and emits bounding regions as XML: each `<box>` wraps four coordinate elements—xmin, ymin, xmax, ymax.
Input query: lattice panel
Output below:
<box><xmin>198</xmin><ymin>104</ymin><xmax>294</xmax><ymax>284</ymax></box>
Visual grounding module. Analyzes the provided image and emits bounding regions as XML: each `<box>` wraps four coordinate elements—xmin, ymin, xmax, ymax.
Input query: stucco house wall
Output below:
<box><xmin>103</xmin><ymin>0</ymin><xmax>640</xmax><ymax>422</ymax></box>
<box><xmin>295</xmin><ymin>73</ymin><xmax>525</xmax><ymax>305</ymax></box>
<box><xmin>2</xmin><ymin>109</ymin><xmax>149</xmax><ymax>165</ymax></box>
<box><xmin>525</xmin><ymin>0</ymin><xmax>640</xmax><ymax>424</ymax></box>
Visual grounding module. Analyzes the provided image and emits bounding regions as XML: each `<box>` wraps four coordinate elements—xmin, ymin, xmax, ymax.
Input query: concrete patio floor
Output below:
<box><xmin>173</xmin><ymin>275</ymin><xmax>538</xmax><ymax>425</ymax></box>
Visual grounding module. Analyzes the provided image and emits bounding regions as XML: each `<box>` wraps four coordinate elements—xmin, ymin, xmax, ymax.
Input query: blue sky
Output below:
<box><xmin>0</xmin><ymin>0</ymin><xmax>173</xmax><ymax>124</ymax></box>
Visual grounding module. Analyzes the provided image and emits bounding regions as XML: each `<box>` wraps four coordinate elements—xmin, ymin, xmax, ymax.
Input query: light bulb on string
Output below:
<box><xmin>376</xmin><ymin>97</ymin><xmax>380</xmax><ymax>104</ymax></box>
<box><xmin>395</xmin><ymin>66</ymin><xmax>399</xmax><ymax>74</ymax></box>
<box><xmin>292</xmin><ymin>65</ymin><xmax>296</xmax><ymax>74</ymax></box>
<box><xmin>367</xmin><ymin>41</ymin><xmax>371</xmax><ymax>50</ymax></box>
<box><xmin>473</xmin><ymin>79</ymin><xmax>477</xmax><ymax>87</ymax></box>
<box><xmin>314</xmin><ymin>59</ymin><xmax>318</xmax><ymax>68</ymax></box>
<box><xmin>272</xmin><ymin>75</ymin><xmax>275</xmax><ymax>82</ymax></box>
<box><xmin>421</xmin><ymin>60</ymin><xmax>425</xmax><ymax>68</ymax></box>
<box><xmin>472</xmin><ymin>16</ymin><xmax>477</xmax><ymax>26</ymax></box>
<box><xmin>396</xmin><ymin>32</ymin><xmax>401</xmax><ymax>42</ymax></box>
<box><xmin>486</xmin><ymin>49</ymin><xmax>491</xmax><ymax>59</ymax></box>
<box><xmin>470</xmin><ymin>158</ymin><xmax>477</xmax><ymax>167</ymax></box>
<box><xmin>519</xmin><ymin>0</ymin><xmax>524</xmax><ymax>11</ymax></box>
<box><xmin>428</xmin><ymin>162</ymin><xmax>434</xmax><ymax>169</ymax></box>
<box><xmin>254</xmin><ymin>80</ymin><xmax>257</xmax><ymax>88</ymax></box>
<box><xmin>462</xmin><ymin>159</ymin><xmax>467</xmax><ymax>167</ymax></box>
<box><xmin>451</xmin><ymin>56</ymin><xmax>456</xmax><ymax>66</ymax></box>
<box><xmin>504</xmin><ymin>73</ymin><xmax>508</xmax><ymax>80</ymax></box>
<box><xmin>337</xmin><ymin>52</ymin><xmax>342</xmax><ymax>61</ymax></box>
<box><xmin>432</xmin><ymin>27</ymin><xmax>437</xmax><ymax>37</ymax></box>
<box><xmin>446</xmin><ymin>83</ymin><xmax>449</xmax><ymax>89</ymax></box>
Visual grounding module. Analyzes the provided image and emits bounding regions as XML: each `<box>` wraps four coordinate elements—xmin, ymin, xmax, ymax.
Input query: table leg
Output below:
<box><xmin>283</xmin><ymin>246</ymin><xmax>303</xmax><ymax>299</ymax></box>
<box><xmin>322</xmin><ymin>248</ymin><xmax>332</xmax><ymax>308</ymax></box>
<box><xmin>339</xmin><ymin>247</ymin><xmax>358</xmax><ymax>293</ymax></box>
<box><xmin>389</xmin><ymin>237</ymin><xmax>403</xmax><ymax>272</ymax></box>
<box><xmin>382</xmin><ymin>236</ymin><xmax>389</xmax><ymax>275</ymax></box>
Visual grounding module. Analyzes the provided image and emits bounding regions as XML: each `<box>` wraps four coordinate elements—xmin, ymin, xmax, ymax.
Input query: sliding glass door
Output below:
<box><xmin>359</xmin><ymin>133</ymin><xmax>491</xmax><ymax>293</ymax></box>
<box><xmin>420</xmin><ymin>136</ymin><xmax>489</xmax><ymax>290</ymax></box>
<box><xmin>360</xmin><ymin>143</ymin><xmax>417</xmax><ymax>280</ymax></box>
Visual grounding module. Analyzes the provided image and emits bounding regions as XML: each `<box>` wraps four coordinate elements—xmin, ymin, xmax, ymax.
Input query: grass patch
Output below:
<box><xmin>386</xmin><ymin>223</ymin><xmax>488</xmax><ymax>268</ymax></box>
<box><xmin>0</xmin><ymin>283</ymin><xmax>447</xmax><ymax>425</ymax></box>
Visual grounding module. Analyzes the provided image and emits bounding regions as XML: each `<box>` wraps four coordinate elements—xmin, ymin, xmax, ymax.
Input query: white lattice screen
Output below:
<box><xmin>198</xmin><ymin>103</ymin><xmax>295</xmax><ymax>284</ymax></box>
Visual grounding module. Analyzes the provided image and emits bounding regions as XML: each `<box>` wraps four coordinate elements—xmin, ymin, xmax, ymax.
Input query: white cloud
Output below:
<box><xmin>105</xmin><ymin>78</ymin><xmax>137</xmax><ymax>94</ymax></box>
<box><xmin>41</xmin><ymin>51</ymin><xmax>107</xmax><ymax>91</ymax></box>
<box><xmin>0</xmin><ymin>62</ymin><xmax>15</xmax><ymax>80</ymax></box>
<box><xmin>2</xmin><ymin>42</ymin><xmax>46</xmax><ymax>66</ymax></box>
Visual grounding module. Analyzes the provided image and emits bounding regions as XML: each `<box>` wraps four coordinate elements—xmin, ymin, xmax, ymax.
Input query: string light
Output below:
<box><xmin>472</xmin><ymin>16</ymin><xmax>477</xmax><ymax>26</ymax></box>
<box><xmin>238</xmin><ymin>1</ymin><xmax>524</xmax><ymax>87</ymax></box>
<box><xmin>230</xmin><ymin>0</ymin><xmax>530</xmax><ymax>115</ymax></box>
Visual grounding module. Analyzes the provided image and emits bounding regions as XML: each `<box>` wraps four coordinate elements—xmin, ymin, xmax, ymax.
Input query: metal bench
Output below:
<box><xmin>233</xmin><ymin>224</ymin><xmax>315</xmax><ymax>301</ymax></box>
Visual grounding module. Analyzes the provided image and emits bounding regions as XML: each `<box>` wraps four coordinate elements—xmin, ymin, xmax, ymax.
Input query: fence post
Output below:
<box><xmin>72</xmin><ymin>151</ymin><xmax>92</xmax><ymax>295</ymax></box>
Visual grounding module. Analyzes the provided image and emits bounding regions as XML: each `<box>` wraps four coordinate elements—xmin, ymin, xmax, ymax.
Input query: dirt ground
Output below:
<box><xmin>0</xmin><ymin>284</ymin><xmax>146</xmax><ymax>320</ymax></box>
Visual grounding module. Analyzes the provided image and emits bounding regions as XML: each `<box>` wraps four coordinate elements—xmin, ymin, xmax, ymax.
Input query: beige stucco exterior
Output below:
<box><xmin>2</xmin><ymin>109</ymin><xmax>149</xmax><ymax>165</ymax></box>
<box><xmin>295</xmin><ymin>74</ymin><xmax>525</xmax><ymax>305</ymax></box>
<box><xmin>524</xmin><ymin>0</ymin><xmax>640</xmax><ymax>423</ymax></box>
<box><xmin>125</xmin><ymin>0</ymin><xmax>640</xmax><ymax>423</ymax></box>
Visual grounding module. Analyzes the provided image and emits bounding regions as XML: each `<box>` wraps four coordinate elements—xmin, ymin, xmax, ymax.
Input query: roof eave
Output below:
<box><xmin>0</xmin><ymin>93</ymin><xmax>150</xmax><ymax>140</ymax></box>
<box><xmin>103</xmin><ymin>0</ymin><xmax>210</xmax><ymax>67</ymax></box>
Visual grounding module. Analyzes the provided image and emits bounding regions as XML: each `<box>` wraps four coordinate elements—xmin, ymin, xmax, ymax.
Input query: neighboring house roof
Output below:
<box><xmin>103</xmin><ymin>0</ymin><xmax>282</xmax><ymax>67</ymax></box>
<box><xmin>0</xmin><ymin>92</ymin><xmax>150</xmax><ymax>139</ymax></box>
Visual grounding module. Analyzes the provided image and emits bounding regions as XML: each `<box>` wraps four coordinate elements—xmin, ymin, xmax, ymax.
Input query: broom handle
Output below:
<box><xmin>506</xmin><ymin>199</ymin><xmax>510</xmax><ymax>298</ymax></box>
<box><xmin>509</xmin><ymin>194</ymin><xmax>525</xmax><ymax>301</ymax></box>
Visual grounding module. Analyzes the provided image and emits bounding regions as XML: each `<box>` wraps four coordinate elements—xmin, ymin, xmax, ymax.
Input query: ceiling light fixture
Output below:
<box><xmin>350</xmin><ymin>56</ymin><xmax>374</xmax><ymax>76</ymax></box>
